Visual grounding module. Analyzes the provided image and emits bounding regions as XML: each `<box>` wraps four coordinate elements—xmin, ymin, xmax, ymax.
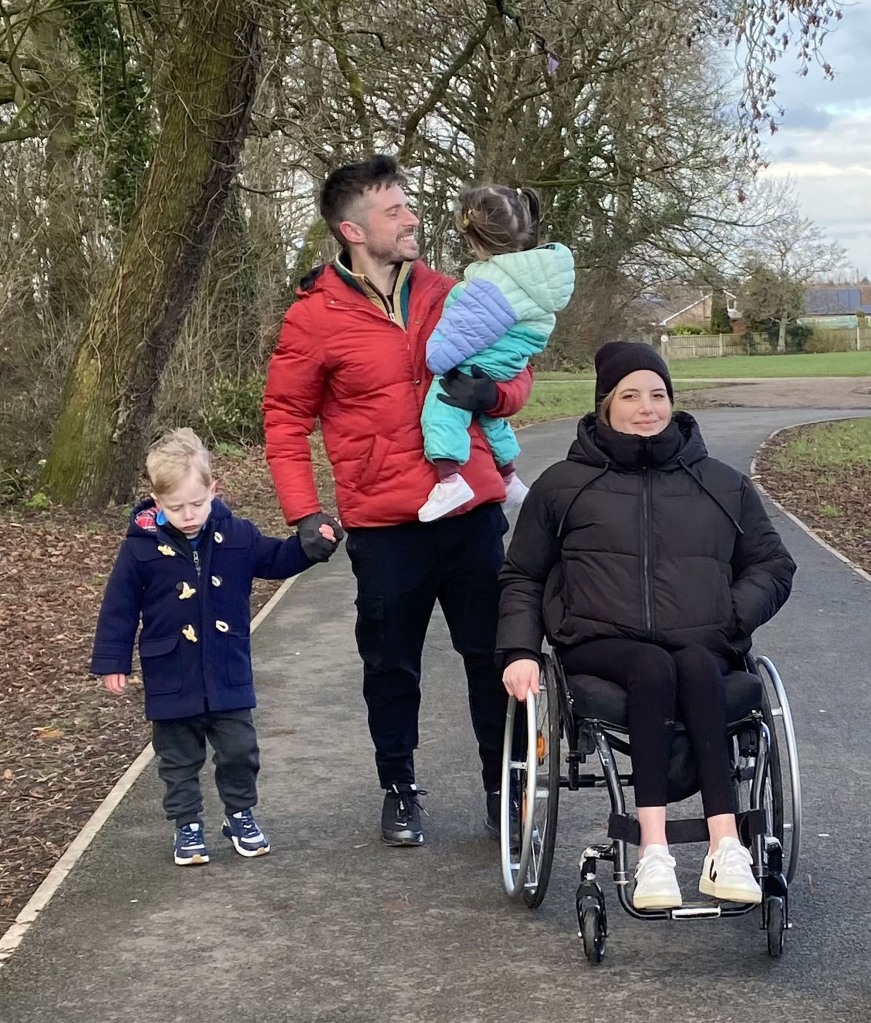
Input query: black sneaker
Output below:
<box><xmin>485</xmin><ymin>789</ymin><xmax>521</xmax><ymax>850</ymax></box>
<box><xmin>381</xmin><ymin>784</ymin><xmax>426</xmax><ymax>846</ymax></box>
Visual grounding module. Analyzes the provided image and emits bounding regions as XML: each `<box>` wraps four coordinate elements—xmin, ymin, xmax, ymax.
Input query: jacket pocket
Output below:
<box><xmin>139</xmin><ymin>635</ymin><xmax>183</xmax><ymax>695</ymax></box>
<box><xmin>217</xmin><ymin>629</ymin><xmax>253</xmax><ymax>686</ymax></box>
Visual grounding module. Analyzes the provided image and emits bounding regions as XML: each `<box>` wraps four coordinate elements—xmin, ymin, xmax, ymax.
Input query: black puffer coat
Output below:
<box><xmin>497</xmin><ymin>412</ymin><xmax>796</xmax><ymax>661</ymax></box>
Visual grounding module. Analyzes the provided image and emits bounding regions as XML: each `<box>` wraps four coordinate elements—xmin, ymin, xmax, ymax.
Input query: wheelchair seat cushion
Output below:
<box><xmin>565</xmin><ymin>669</ymin><xmax>762</xmax><ymax>732</ymax></box>
<box><xmin>564</xmin><ymin>668</ymin><xmax>762</xmax><ymax>804</ymax></box>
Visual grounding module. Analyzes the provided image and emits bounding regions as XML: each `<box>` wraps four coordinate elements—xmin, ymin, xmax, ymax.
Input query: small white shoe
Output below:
<box><xmin>633</xmin><ymin>844</ymin><xmax>682</xmax><ymax>910</ymax></box>
<box><xmin>699</xmin><ymin>836</ymin><xmax>761</xmax><ymax>904</ymax></box>
<box><xmin>502</xmin><ymin>473</ymin><xmax>530</xmax><ymax>513</ymax></box>
<box><xmin>418</xmin><ymin>474</ymin><xmax>475</xmax><ymax>522</ymax></box>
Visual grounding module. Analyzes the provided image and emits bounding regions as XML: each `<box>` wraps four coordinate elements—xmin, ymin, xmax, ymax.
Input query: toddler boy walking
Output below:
<box><xmin>91</xmin><ymin>429</ymin><xmax>341</xmax><ymax>864</ymax></box>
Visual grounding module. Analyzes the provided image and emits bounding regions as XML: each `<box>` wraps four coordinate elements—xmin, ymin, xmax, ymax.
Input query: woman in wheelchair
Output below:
<box><xmin>497</xmin><ymin>341</ymin><xmax>795</xmax><ymax>911</ymax></box>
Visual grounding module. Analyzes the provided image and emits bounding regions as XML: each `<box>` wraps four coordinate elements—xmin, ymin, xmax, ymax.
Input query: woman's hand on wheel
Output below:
<box><xmin>502</xmin><ymin>659</ymin><xmax>541</xmax><ymax>702</ymax></box>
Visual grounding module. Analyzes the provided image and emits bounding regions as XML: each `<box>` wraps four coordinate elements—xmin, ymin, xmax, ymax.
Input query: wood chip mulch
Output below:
<box><xmin>755</xmin><ymin>430</ymin><xmax>871</xmax><ymax>577</ymax></box>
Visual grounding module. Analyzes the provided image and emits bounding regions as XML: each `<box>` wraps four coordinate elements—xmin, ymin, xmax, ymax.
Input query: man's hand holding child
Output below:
<box><xmin>297</xmin><ymin>512</ymin><xmax>344</xmax><ymax>563</ymax></box>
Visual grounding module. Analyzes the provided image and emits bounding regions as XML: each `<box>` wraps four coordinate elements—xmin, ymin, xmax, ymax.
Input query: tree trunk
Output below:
<box><xmin>41</xmin><ymin>0</ymin><xmax>260</xmax><ymax>506</ymax></box>
<box><xmin>777</xmin><ymin>313</ymin><xmax>788</xmax><ymax>353</ymax></box>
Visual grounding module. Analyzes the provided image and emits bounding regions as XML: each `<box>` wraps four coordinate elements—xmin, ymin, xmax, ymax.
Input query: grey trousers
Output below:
<box><xmin>151</xmin><ymin>708</ymin><xmax>260</xmax><ymax>826</ymax></box>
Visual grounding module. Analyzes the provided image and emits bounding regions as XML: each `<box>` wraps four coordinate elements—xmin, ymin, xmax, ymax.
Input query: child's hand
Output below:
<box><xmin>297</xmin><ymin>512</ymin><xmax>345</xmax><ymax>562</ymax></box>
<box><xmin>103</xmin><ymin>673</ymin><xmax>127</xmax><ymax>695</ymax></box>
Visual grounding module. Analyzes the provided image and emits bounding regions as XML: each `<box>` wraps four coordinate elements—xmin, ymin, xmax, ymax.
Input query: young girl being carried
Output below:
<box><xmin>418</xmin><ymin>185</ymin><xmax>575</xmax><ymax>522</ymax></box>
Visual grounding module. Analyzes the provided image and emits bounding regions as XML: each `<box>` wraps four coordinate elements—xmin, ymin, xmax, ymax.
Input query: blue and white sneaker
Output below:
<box><xmin>221</xmin><ymin>809</ymin><xmax>271</xmax><ymax>857</ymax></box>
<box><xmin>173</xmin><ymin>822</ymin><xmax>209</xmax><ymax>866</ymax></box>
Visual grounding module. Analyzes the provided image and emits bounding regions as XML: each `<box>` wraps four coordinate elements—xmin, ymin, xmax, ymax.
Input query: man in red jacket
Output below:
<box><xmin>263</xmin><ymin>155</ymin><xmax>532</xmax><ymax>846</ymax></box>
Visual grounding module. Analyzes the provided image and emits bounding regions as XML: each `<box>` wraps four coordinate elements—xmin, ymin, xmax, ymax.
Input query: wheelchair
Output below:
<box><xmin>498</xmin><ymin>650</ymin><xmax>802</xmax><ymax>963</ymax></box>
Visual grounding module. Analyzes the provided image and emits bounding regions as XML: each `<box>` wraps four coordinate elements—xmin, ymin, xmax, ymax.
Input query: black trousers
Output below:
<box><xmin>151</xmin><ymin>708</ymin><xmax>260</xmax><ymax>826</ymax></box>
<box><xmin>560</xmin><ymin>639</ymin><xmax>735</xmax><ymax>817</ymax></box>
<box><xmin>346</xmin><ymin>502</ymin><xmax>509</xmax><ymax>792</ymax></box>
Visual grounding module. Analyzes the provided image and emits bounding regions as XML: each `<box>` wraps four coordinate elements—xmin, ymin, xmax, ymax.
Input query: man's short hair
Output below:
<box><xmin>320</xmin><ymin>155</ymin><xmax>408</xmax><ymax>246</ymax></box>
<box><xmin>146</xmin><ymin>428</ymin><xmax>212</xmax><ymax>496</ymax></box>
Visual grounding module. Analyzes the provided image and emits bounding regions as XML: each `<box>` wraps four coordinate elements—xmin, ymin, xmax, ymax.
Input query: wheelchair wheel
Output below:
<box><xmin>765</xmin><ymin>896</ymin><xmax>785</xmax><ymax>958</ymax></box>
<box><xmin>522</xmin><ymin>656</ymin><xmax>561</xmax><ymax>909</ymax></box>
<box><xmin>499</xmin><ymin>671</ymin><xmax>560</xmax><ymax>903</ymax></box>
<box><xmin>580</xmin><ymin>904</ymin><xmax>607</xmax><ymax>965</ymax></box>
<box><xmin>755</xmin><ymin>656</ymin><xmax>802</xmax><ymax>884</ymax></box>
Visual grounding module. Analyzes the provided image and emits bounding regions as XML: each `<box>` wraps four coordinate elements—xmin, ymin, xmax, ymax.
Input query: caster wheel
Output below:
<box><xmin>766</xmin><ymin>896</ymin><xmax>785</xmax><ymax>958</ymax></box>
<box><xmin>581</xmin><ymin>904</ymin><xmax>607</xmax><ymax>965</ymax></box>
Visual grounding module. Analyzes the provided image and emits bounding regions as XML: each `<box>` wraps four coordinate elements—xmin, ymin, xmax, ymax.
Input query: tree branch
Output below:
<box><xmin>398</xmin><ymin>3</ymin><xmax>500</xmax><ymax>163</ymax></box>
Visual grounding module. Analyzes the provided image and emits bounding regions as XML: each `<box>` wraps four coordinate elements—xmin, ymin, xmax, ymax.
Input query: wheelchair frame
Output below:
<box><xmin>499</xmin><ymin>651</ymin><xmax>802</xmax><ymax>963</ymax></box>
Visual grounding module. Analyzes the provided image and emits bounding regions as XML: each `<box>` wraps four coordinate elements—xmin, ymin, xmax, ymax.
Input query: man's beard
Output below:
<box><xmin>370</xmin><ymin>234</ymin><xmax>419</xmax><ymax>264</ymax></box>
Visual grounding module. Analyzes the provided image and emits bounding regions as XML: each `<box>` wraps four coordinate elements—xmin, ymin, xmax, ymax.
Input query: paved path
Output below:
<box><xmin>1</xmin><ymin>409</ymin><xmax>870</xmax><ymax>1023</ymax></box>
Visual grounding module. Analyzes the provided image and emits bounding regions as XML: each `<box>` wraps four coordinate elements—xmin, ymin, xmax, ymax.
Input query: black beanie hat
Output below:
<box><xmin>594</xmin><ymin>341</ymin><xmax>674</xmax><ymax>406</ymax></box>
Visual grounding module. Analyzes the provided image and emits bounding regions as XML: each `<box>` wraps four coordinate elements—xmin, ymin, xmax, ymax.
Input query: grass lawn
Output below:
<box><xmin>756</xmin><ymin>417</ymin><xmax>871</xmax><ymax>567</ymax></box>
<box><xmin>535</xmin><ymin>351</ymin><xmax>871</xmax><ymax>381</ymax></box>
<box><xmin>515</xmin><ymin>380</ymin><xmax>712</xmax><ymax>425</ymax></box>
<box><xmin>763</xmin><ymin>417</ymin><xmax>871</xmax><ymax>473</ymax></box>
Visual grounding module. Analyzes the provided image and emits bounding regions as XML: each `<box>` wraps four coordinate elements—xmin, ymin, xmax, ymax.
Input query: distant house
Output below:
<box><xmin>798</xmin><ymin>285</ymin><xmax>871</xmax><ymax>330</ymax></box>
<box><xmin>635</xmin><ymin>288</ymin><xmax>742</xmax><ymax>331</ymax></box>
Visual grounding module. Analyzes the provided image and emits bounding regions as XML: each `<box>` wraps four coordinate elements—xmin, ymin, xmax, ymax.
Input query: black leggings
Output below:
<box><xmin>560</xmin><ymin>639</ymin><xmax>735</xmax><ymax>818</ymax></box>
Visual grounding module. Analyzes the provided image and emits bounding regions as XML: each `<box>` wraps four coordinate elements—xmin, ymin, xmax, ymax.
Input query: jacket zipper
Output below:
<box><xmin>326</xmin><ymin>288</ymin><xmax>447</xmax><ymax>395</ymax></box>
<box><xmin>377</xmin><ymin>286</ymin><xmax>396</xmax><ymax>322</ymax></box>
<box><xmin>641</xmin><ymin>468</ymin><xmax>654</xmax><ymax>635</ymax></box>
<box><xmin>192</xmin><ymin>548</ymin><xmax>201</xmax><ymax>577</ymax></box>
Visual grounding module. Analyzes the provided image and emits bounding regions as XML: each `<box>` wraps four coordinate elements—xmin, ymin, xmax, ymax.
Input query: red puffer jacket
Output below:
<box><xmin>263</xmin><ymin>261</ymin><xmax>533</xmax><ymax>528</ymax></box>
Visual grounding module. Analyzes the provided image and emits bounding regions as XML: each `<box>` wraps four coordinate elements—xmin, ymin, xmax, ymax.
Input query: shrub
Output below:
<box><xmin>805</xmin><ymin>329</ymin><xmax>854</xmax><ymax>354</ymax></box>
<box><xmin>785</xmin><ymin>323</ymin><xmax>814</xmax><ymax>354</ymax></box>
<box><xmin>25</xmin><ymin>490</ymin><xmax>51</xmax><ymax>510</ymax></box>
<box><xmin>742</xmin><ymin>331</ymin><xmax>774</xmax><ymax>355</ymax></box>
<box><xmin>670</xmin><ymin>324</ymin><xmax>707</xmax><ymax>335</ymax></box>
<box><xmin>197</xmin><ymin>372</ymin><xmax>266</xmax><ymax>447</ymax></box>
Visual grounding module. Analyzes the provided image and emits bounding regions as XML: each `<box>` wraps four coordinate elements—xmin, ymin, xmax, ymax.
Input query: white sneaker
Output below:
<box><xmin>418</xmin><ymin>474</ymin><xmax>475</xmax><ymax>522</ymax></box>
<box><xmin>502</xmin><ymin>473</ymin><xmax>529</xmax><ymax>513</ymax></box>
<box><xmin>633</xmin><ymin>844</ymin><xmax>682</xmax><ymax>910</ymax></box>
<box><xmin>699</xmin><ymin>836</ymin><xmax>762</xmax><ymax>904</ymax></box>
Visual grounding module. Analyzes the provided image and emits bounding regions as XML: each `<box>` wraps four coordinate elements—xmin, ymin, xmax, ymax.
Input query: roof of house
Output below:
<box><xmin>804</xmin><ymin>286</ymin><xmax>871</xmax><ymax>316</ymax></box>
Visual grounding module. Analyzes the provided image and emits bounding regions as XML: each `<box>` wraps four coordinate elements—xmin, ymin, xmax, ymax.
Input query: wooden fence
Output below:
<box><xmin>658</xmin><ymin>334</ymin><xmax>763</xmax><ymax>360</ymax></box>
<box><xmin>657</xmin><ymin>327</ymin><xmax>871</xmax><ymax>360</ymax></box>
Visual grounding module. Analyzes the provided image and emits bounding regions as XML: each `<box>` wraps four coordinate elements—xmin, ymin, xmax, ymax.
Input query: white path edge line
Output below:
<box><xmin>0</xmin><ymin>572</ymin><xmax>301</xmax><ymax>966</ymax></box>
<box><xmin>750</xmin><ymin>416</ymin><xmax>871</xmax><ymax>587</ymax></box>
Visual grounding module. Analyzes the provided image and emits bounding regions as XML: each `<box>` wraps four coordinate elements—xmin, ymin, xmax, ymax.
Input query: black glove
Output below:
<box><xmin>296</xmin><ymin>512</ymin><xmax>344</xmax><ymax>563</ymax></box>
<box><xmin>436</xmin><ymin>366</ymin><xmax>499</xmax><ymax>414</ymax></box>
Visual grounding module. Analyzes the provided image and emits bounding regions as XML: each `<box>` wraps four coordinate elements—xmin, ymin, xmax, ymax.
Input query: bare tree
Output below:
<box><xmin>0</xmin><ymin>0</ymin><xmax>852</xmax><ymax>499</ymax></box>
<box><xmin>741</xmin><ymin>207</ymin><xmax>848</xmax><ymax>351</ymax></box>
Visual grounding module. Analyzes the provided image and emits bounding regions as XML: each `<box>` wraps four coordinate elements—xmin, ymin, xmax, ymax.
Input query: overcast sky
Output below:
<box><xmin>752</xmin><ymin>1</ymin><xmax>871</xmax><ymax>277</ymax></box>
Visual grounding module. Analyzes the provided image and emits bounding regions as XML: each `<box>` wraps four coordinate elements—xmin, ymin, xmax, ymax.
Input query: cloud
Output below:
<box><xmin>756</xmin><ymin>3</ymin><xmax>871</xmax><ymax>274</ymax></box>
<box><xmin>778</xmin><ymin>104</ymin><xmax>834</xmax><ymax>131</ymax></box>
<box><xmin>766</xmin><ymin>161</ymin><xmax>871</xmax><ymax>180</ymax></box>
